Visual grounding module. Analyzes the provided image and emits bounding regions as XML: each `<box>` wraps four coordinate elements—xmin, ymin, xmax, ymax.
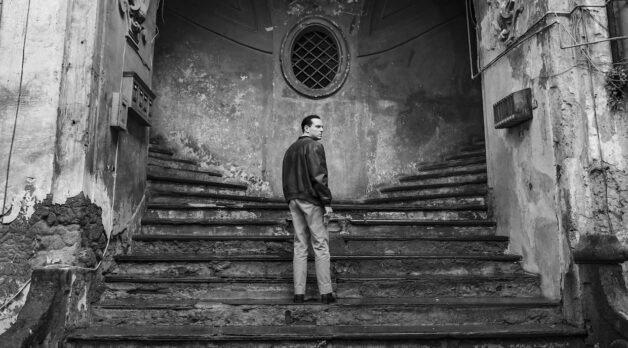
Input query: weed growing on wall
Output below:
<box><xmin>605</xmin><ymin>63</ymin><xmax>628</xmax><ymax>111</ymax></box>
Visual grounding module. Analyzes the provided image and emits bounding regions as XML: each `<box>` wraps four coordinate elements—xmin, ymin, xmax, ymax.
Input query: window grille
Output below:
<box><xmin>281</xmin><ymin>17</ymin><xmax>349</xmax><ymax>99</ymax></box>
<box><xmin>292</xmin><ymin>28</ymin><xmax>339</xmax><ymax>90</ymax></box>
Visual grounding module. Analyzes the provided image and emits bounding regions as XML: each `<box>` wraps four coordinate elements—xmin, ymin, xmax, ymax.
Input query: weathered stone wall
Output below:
<box><xmin>82</xmin><ymin>0</ymin><xmax>158</xmax><ymax>236</ymax></box>
<box><xmin>0</xmin><ymin>0</ymin><xmax>69</xmax><ymax>222</ymax></box>
<box><xmin>474</xmin><ymin>0</ymin><xmax>627</xmax><ymax>301</ymax></box>
<box><xmin>0</xmin><ymin>0</ymin><xmax>160</xmax><ymax>336</ymax></box>
<box><xmin>151</xmin><ymin>0</ymin><xmax>484</xmax><ymax>199</ymax></box>
<box><xmin>0</xmin><ymin>193</ymin><xmax>106</xmax><ymax>334</ymax></box>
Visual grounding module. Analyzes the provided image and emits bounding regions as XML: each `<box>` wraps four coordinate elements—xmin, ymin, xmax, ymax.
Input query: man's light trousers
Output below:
<box><xmin>288</xmin><ymin>199</ymin><xmax>333</xmax><ymax>295</ymax></box>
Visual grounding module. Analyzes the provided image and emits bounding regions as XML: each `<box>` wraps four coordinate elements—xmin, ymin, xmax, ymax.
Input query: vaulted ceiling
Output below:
<box><xmin>163</xmin><ymin>0</ymin><xmax>465</xmax><ymax>57</ymax></box>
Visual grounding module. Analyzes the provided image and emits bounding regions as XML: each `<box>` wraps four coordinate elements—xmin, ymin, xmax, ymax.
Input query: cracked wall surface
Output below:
<box><xmin>0</xmin><ymin>0</ymin><xmax>69</xmax><ymax>222</ymax></box>
<box><xmin>0</xmin><ymin>0</ymin><xmax>159</xmax><ymax>336</ymax></box>
<box><xmin>475</xmin><ymin>0</ymin><xmax>627</xmax><ymax>302</ymax></box>
<box><xmin>0</xmin><ymin>193</ymin><xmax>106</xmax><ymax>334</ymax></box>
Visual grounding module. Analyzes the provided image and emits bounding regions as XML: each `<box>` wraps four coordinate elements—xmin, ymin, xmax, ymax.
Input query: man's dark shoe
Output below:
<box><xmin>321</xmin><ymin>293</ymin><xmax>335</xmax><ymax>304</ymax></box>
<box><xmin>293</xmin><ymin>295</ymin><xmax>305</xmax><ymax>303</ymax></box>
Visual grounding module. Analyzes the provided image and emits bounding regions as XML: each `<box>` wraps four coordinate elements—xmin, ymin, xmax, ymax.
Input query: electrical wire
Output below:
<box><xmin>466</xmin><ymin>4</ymin><xmax>612</xmax><ymax>79</ymax></box>
<box><xmin>356</xmin><ymin>14</ymin><xmax>464</xmax><ymax>58</ymax></box>
<box><xmin>168</xmin><ymin>9</ymin><xmax>272</xmax><ymax>55</ymax></box>
<box><xmin>1</xmin><ymin>0</ymin><xmax>32</xmax><ymax>221</ymax></box>
<box><xmin>0</xmin><ymin>280</ymin><xmax>30</xmax><ymax>312</ymax></box>
<box><xmin>577</xmin><ymin>7</ymin><xmax>617</xmax><ymax>235</ymax></box>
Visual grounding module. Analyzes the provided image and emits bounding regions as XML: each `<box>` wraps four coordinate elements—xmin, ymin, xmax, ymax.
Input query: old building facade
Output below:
<box><xmin>0</xmin><ymin>0</ymin><xmax>627</xmax><ymax>346</ymax></box>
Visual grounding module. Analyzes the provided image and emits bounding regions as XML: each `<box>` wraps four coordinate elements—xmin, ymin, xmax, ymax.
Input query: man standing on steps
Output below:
<box><xmin>282</xmin><ymin>114</ymin><xmax>335</xmax><ymax>304</ymax></box>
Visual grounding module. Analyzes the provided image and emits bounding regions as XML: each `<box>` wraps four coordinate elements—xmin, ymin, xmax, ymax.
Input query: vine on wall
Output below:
<box><xmin>606</xmin><ymin>63</ymin><xmax>628</xmax><ymax>111</ymax></box>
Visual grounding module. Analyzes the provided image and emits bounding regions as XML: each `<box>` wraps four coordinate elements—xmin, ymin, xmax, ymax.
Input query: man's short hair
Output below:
<box><xmin>301</xmin><ymin>115</ymin><xmax>321</xmax><ymax>132</ymax></box>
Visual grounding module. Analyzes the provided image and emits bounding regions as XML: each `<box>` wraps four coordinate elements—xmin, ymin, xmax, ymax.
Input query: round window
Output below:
<box><xmin>280</xmin><ymin>17</ymin><xmax>350</xmax><ymax>99</ymax></box>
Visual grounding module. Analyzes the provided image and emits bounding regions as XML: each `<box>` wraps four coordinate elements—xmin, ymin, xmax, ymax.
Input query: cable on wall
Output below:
<box><xmin>1</xmin><ymin>0</ymin><xmax>32</xmax><ymax>222</ymax></box>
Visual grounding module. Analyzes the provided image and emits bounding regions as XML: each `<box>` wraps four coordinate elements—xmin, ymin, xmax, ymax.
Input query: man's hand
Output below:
<box><xmin>323</xmin><ymin>206</ymin><xmax>333</xmax><ymax>226</ymax></box>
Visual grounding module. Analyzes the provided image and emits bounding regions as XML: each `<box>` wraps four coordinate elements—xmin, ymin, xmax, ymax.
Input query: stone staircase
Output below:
<box><xmin>65</xmin><ymin>138</ymin><xmax>586</xmax><ymax>347</ymax></box>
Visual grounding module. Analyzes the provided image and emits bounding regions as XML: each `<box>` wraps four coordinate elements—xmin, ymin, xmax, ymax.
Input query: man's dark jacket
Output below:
<box><xmin>282</xmin><ymin>135</ymin><xmax>332</xmax><ymax>207</ymax></box>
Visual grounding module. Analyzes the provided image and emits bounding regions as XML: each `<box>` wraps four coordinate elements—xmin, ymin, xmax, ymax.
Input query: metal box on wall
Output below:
<box><xmin>111</xmin><ymin>72</ymin><xmax>155</xmax><ymax>131</ymax></box>
<box><xmin>493</xmin><ymin>88</ymin><xmax>533</xmax><ymax>129</ymax></box>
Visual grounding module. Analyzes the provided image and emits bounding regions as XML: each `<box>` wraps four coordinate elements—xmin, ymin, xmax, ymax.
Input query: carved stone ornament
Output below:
<box><xmin>497</xmin><ymin>0</ymin><xmax>524</xmax><ymax>45</ymax></box>
<box><xmin>119</xmin><ymin>0</ymin><xmax>151</xmax><ymax>47</ymax></box>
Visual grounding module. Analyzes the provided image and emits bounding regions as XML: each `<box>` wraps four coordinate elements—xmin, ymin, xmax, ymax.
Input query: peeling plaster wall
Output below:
<box><xmin>151</xmin><ymin>8</ymin><xmax>274</xmax><ymax>195</ymax></box>
<box><xmin>0</xmin><ymin>0</ymin><xmax>160</xmax><ymax>334</ymax></box>
<box><xmin>82</xmin><ymin>0</ymin><xmax>158</xmax><ymax>236</ymax></box>
<box><xmin>0</xmin><ymin>0</ymin><xmax>69</xmax><ymax>221</ymax></box>
<box><xmin>0</xmin><ymin>0</ymin><xmax>157</xmax><ymax>239</ymax></box>
<box><xmin>0</xmin><ymin>0</ymin><xmax>72</xmax><ymax>332</ymax></box>
<box><xmin>476</xmin><ymin>0</ymin><xmax>566</xmax><ymax>301</ymax></box>
<box><xmin>475</xmin><ymin>0</ymin><xmax>627</xmax><ymax>301</ymax></box>
<box><xmin>151</xmin><ymin>0</ymin><xmax>483</xmax><ymax>199</ymax></box>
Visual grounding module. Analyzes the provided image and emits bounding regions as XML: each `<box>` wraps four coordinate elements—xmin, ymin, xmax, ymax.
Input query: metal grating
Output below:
<box><xmin>493</xmin><ymin>88</ymin><xmax>533</xmax><ymax>129</ymax></box>
<box><xmin>291</xmin><ymin>29</ymin><xmax>339</xmax><ymax>90</ymax></box>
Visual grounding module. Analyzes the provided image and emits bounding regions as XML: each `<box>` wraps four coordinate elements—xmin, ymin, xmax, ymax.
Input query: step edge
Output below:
<box><xmin>144</xmin><ymin>203</ymin><xmax>489</xmax><ymax>212</ymax></box>
<box><xmin>141</xmin><ymin>219</ymin><xmax>284</xmax><ymax>226</ymax></box>
<box><xmin>379</xmin><ymin>180</ymin><xmax>487</xmax><ymax>193</ymax></box>
<box><xmin>148</xmin><ymin>163</ymin><xmax>222</xmax><ymax>177</ymax></box>
<box><xmin>364</xmin><ymin>191</ymin><xmax>487</xmax><ymax>203</ymax></box>
<box><xmin>147</xmin><ymin>174</ymin><xmax>248</xmax><ymax>190</ymax></box>
<box><xmin>66</xmin><ymin>324</ymin><xmax>586</xmax><ymax>341</ymax></box>
<box><xmin>148</xmin><ymin>153</ymin><xmax>197</xmax><ymax>165</ymax></box>
<box><xmin>398</xmin><ymin>168</ymin><xmax>488</xmax><ymax>182</ymax></box>
<box><xmin>131</xmin><ymin>234</ymin><xmax>509</xmax><ymax>242</ymax></box>
<box><xmin>95</xmin><ymin>297</ymin><xmax>560</xmax><ymax>310</ymax></box>
<box><xmin>103</xmin><ymin>273</ymin><xmax>541</xmax><ymax>283</ymax></box>
<box><xmin>113</xmin><ymin>254</ymin><xmax>523</xmax><ymax>262</ymax></box>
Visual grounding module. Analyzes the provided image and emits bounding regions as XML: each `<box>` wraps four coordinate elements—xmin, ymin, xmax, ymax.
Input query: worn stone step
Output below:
<box><xmin>444</xmin><ymin>150</ymin><xmax>486</xmax><ymax>161</ymax></box>
<box><xmin>147</xmin><ymin>191</ymin><xmax>361</xmax><ymax>206</ymax></box>
<box><xmin>148</xmin><ymin>152</ymin><xmax>198</xmax><ymax>164</ymax></box>
<box><xmin>148</xmin><ymin>181</ymin><xmax>247</xmax><ymax>197</ymax></box>
<box><xmin>141</xmin><ymin>219</ymin><xmax>287</xmax><ymax>236</ymax></box>
<box><xmin>102</xmin><ymin>274</ymin><xmax>542</xmax><ymax>300</ymax></box>
<box><xmin>148</xmin><ymin>156</ymin><xmax>216</xmax><ymax>173</ymax></box>
<box><xmin>380</xmin><ymin>179</ymin><xmax>487</xmax><ymax>194</ymax></box>
<box><xmin>149</xmin><ymin>194</ymin><xmax>487</xmax><ymax>209</ymax></box>
<box><xmin>410</xmin><ymin>162</ymin><xmax>487</xmax><ymax>178</ymax></box>
<box><xmin>131</xmin><ymin>234</ymin><xmax>508</xmax><ymax>255</ymax></box>
<box><xmin>399</xmin><ymin>166</ymin><xmax>487</xmax><ymax>183</ymax></box>
<box><xmin>417</xmin><ymin>156</ymin><xmax>486</xmax><ymax>171</ymax></box>
<box><xmin>378</xmin><ymin>183</ymin><xmax>487</xmax><ymax>201</ymax></box>
<box><xmin>112</xmin><ymin>254</ymin><xmax>524</xmax><ymax>278</ymax></box>
<box><xmin>149</xmin><ymin>191</ymin><xmax>284</xmax><ymax>205</ymax></box>
<box><xmin>402</xmin><ymin>172</ymin><xmax>488</xmax><ymax>187</ymax></box>
<box><xmin>367</xmin><ymin>187</ymin><xmax>487</xmax><ymax>204</ymax></box>
<box><xmin>148</xmin><ymin>145</ymin><xmax>174</xmax><ymax>156</ymax></box>
<box><xmin>148</xmin><ymin>165</ymin><xmax>222</xmax><ymax>184</ymax></box>
<box><xmin>65</xmin><ymin>324</ymin><xmax>586</xmax><ymax>348</ymax></box>
<box><xmin>362</xmin><ymin>194</ymin><xmax>486</xmax><ymax>206</ymax></box>
<box><xmin>131</xmin><ymin>235</ymin><xmax>293</xmax><ymax>255</ymax></box>
<box><xmin>147</xmin><ymin>172</ymin><xmax>247</xmax><ymax>189</ymax></box>
<box><xmin>140</xmin><ymin>218</ymin><xmax>497</xmax><ymax>238</ymax></box>
<box><xmin>347</xmin><ymin>219</ymin><xmax>496</xmax><ymax>227</ymax></box>
<box><xmin>144</xmin><ymin>203</ymin><xmax>489</xmax><ymax>221</ymax></box>
<box><xmin>342</xmin><ymin>220</ymin><xmax>497</xmax><ymax>238</ymax></box>
<box><xmin>91</xmin><ymin>297</ymin><xmax>562</xmax><ymax>327</ymax></box>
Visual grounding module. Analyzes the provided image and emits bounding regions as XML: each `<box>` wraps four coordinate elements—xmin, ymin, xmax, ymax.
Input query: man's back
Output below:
<box><xmin>282</xmin><ymin>136</ymin><xmax>332</xmax><ymax>207</ymax></box>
